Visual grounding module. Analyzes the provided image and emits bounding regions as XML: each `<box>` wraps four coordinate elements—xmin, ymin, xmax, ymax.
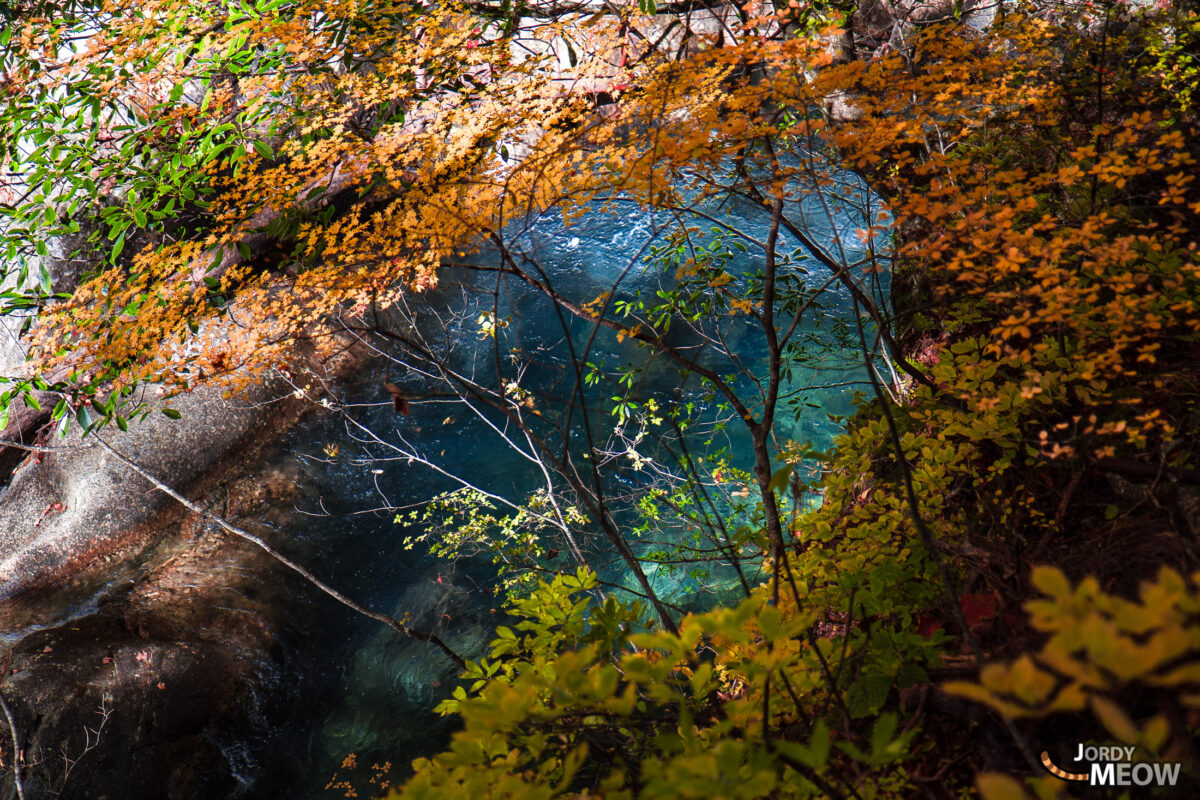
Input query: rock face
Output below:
<box><xmin>4</xmin><ymin>622</ymin><xmax>249</xmax><ymax>800</ymax></box>
<box><xmin>0</xmin><ymin>210</ymin><xmax>377</xmax><ymax>796</ymax></box>
<box><xmin>0</xmin><ymin>337</ymin><xmax>352</xmax><ymax>799</ymax></box>
<box><xmin>0</xmin><ymin>350</ymin><xmax>314</xmax><ymax>800</ymax></box>
<box><xmin>0</xmin><ymin>563</ymin><xmax>266</xmax><ymax>800</ymax></box>
<box><xmin>0</xmin><ymin>451</ymin><xmax>314</xmax><ymax>800</ymax></box>
<box><xmin>0</xmin><ymin>377</ymin><xmax>293</xmax><ymax>604</ymax></box>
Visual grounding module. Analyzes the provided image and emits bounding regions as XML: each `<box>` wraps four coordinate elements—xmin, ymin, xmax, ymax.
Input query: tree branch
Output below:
<box><xmin>93</xmin><ymin>436</ymin><xmax>466</xmax><ymax>670</ymax></box>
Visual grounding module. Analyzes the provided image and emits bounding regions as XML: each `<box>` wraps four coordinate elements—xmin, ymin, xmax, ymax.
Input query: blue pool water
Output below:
<box><xmin>248</xmin><ymin>171</ymin><xmax>889</xmax><ymax>796</ymax></box>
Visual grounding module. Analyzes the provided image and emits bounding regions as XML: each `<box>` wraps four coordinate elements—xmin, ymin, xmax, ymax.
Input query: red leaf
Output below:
<box><xmin>959</xmin><ymin>593</ymin><xmax>998</xmax><ymax>628</ymax></box>
<box><xmin>916</xmin><ymin>614</ymin><xmax>942</xmax><ymax>638</ymax></box>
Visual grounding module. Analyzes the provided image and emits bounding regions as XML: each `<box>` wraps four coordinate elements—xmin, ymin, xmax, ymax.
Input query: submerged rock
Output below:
<box><xmin>318</xmin><ymin>569</ymin><xmax>494</xmax><ymax>777</ymax></box>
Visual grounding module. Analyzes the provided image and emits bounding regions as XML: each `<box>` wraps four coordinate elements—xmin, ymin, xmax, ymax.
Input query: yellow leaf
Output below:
<box><xmin>1090</xmin><ymin>695</ymin><xmax>1139</xmax><ymax>743</ymax></box>
<box><xmin>1031</xmin><ymin>566</ymin><xmax>1072</xmax><ymax>599</ymax></box>
<box><xmin>977</xmin><ymin>773</ymin><xmax>1033</xmax><ymax>800</ymax></box>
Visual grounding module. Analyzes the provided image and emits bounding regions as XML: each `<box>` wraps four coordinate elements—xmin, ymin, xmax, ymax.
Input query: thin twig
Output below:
<box><xmin>850</xmin><ymin>298</ymin><xmax>1040</xmax><ymax>772</ymax></box>
<box><xmin>0</xmin><ymin>688</ymin><xmax>25</xmax><ymax>800</ymax></box>
<box><xmin>55</xmin><ymin>698</ymin><xmax>111</xmax><ymax>797</ymax></box>
<box><xmin>0</xmin><ymin>439</ymin><xmax>79</xmax><ymax>453</ymax></box>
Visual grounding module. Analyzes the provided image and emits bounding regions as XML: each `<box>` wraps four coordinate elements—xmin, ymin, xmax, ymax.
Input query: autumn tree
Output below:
<box><xmin>0</xmin><ymin>0</ymin><xmax>900</xmax><ymax>629</ymax></box>
<box><xmin>383</xmin><ymin>5</ymin><xmax>1200</xmax><ymax>799</ymax></box>
<box><xmin>0</xmin><ymin>0</ymin><xmax>1198</xmax><ymax>798</ymax></box>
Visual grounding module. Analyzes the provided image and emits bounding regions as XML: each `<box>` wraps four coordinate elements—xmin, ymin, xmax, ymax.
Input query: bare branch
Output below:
<box><xmin>92</xmin><ymin>436</ymin><xmax>467</xmax><ymax>670</ymax></box>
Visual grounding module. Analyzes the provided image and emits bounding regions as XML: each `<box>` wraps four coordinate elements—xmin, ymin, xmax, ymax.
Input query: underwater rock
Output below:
<box><xmin>318</xmin><ymin>569</ymin><xmax>494</xmax><ymax>769</ymax></box>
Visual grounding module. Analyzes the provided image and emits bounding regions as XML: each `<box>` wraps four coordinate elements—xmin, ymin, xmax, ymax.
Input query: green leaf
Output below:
<box><xmin>161</xmin><ymin>407</ymin><xmax>182</xmax><ymax>420</ymax></box>
<box><xmin>768</xmin><ymin>465</ymin><xmax>792</xmax><ymax>494</ymax></box>
<box><xmin>976</xmin><ymin>774</ymin><xmax>1033</xmax><ymax>800</ymax></box>
<box><xmin>846</xmin><ymin>671</ymin><xmax>891</xmax><ymax>719</ymax></box>
<box><xmin>111</xmin><ymin>230</ymin><xmax>126</xmax><ymax>259</ymax></box>
<box><xmin>1091</xmin><ymin>695</ymin><xmax>1138</xmax><ymax>743</ymax></box>
<box><xmin>870</xmin><ymin>713</ymin><xmax>898</xmax><ymax>756</ymax></box>
<box><xmin>809</xmin><ymin>720</ymin><xmax>830</xmax><ymax>768</ymax></box>
<box><xmin>757</xmin><ymin>603</ymin><xmax>784</xmax><ymax>641</ymax></box>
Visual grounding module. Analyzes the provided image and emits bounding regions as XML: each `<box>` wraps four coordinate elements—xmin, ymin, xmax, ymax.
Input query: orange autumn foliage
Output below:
<box><xmin>2</xmin><ymin>1</ymin><xmax>1199</xmax><ymax>797</ymax></box>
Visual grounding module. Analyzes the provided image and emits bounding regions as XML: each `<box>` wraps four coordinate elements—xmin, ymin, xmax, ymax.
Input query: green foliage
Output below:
<box><xmin>1146</xmin><ymin>10</ymin><xmax>1200</xmax><ymax>116</ymax></box>
<box><xmin>0</xmin><ymin>372</ymin><xmax>149</xmax><ymax>438</ymax></box>
<box><xmin>394</xmin><ymin>568</ymin><xmax>924</xmax><ymax>800</ymax></box>
<box><xmin>399</xmin><ymin>488</ymin><xmax>588</xmax><ymax>597</ymax></box>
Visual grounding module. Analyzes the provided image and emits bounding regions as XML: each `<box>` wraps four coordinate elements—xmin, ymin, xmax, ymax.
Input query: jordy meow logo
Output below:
<box><xmin>1041</xmin><ymin>744</ymin><xmax>1183</xmax><ymax>787</ymax></box>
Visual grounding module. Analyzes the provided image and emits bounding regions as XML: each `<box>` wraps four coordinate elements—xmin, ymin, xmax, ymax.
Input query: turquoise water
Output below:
<box><xmin>247</xmin><ymin>173</ymin><xmax>889</xmax><ymax>796</ymax></box>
